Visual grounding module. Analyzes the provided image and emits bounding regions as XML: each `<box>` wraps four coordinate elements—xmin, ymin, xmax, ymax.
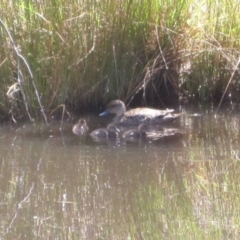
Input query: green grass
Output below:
<box><xmin>0</xmin><ymin>0</ymin><xmax>239</xmax><ymax>120</ymax></box>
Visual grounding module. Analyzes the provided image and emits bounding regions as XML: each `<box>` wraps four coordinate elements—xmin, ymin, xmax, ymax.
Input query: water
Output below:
<box><xmin>0</xmin><ymin>110</ymin><xmax>240</xmax><ymax>239</ymax></box>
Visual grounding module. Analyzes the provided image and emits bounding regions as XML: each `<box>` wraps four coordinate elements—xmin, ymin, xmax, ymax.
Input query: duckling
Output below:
<box><xmin>122</xmin><ymin>123</ymin><xmax>148</xmax><ymax>141</ymax></box>
<box><xmin>100</xmin><ymin>100</ymin><xmax>181</xmax><ymax>126</ymax></box>
<box><xmin>72</xmin><ymin>118</ymin><xmax>89</xmax><ymax>135</ymax></box>
<box><xmin>89</xmin><ymin>123</ymin><xmax>120</xmax><ymax>140</ymax></box>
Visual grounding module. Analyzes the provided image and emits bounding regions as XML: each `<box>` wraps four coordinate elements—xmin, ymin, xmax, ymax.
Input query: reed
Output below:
<box><xmin>0</xmin><ymin>0</ymin><xmax>239</xmax><ymax>120</ymax></box>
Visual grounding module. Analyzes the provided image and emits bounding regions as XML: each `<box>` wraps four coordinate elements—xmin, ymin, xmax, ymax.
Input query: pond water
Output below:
<box><xmin>1</xmin><ymin>108</ymin><xmax>240</xmax><ymax>239</ymax></box>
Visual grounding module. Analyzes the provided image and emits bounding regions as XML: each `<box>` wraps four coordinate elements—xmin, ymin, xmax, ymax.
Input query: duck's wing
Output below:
<box><xmin>126</xmin><ymin>108</ymin><xmax>174</xmax><ymax>116</ymax></box>
<box><xmin>119</xmin><ymin>108</ymin><xmax>174</xmax><ymax>124</ymax></box>
<box><xmin>160</xmin><ymin>113</ymin><xmax>182</xmax><ymax>123</ymax></box>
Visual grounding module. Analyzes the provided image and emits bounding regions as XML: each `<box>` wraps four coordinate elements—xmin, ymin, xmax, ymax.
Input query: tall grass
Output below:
<box><xmin>0</xmin><ymin>0</ymin><xmax>239</xmax><ymax>120</ymax></box>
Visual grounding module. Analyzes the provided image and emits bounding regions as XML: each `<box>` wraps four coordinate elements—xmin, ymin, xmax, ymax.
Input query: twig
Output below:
<box><xmin>2</xmin><ymin>183</ymin><xmax>35</xmax><ymax>236</ymax></box>
<box><xmin>69</xmin><ymin>32</ymin><xmax>96</xmax><ymax>67</ymax></box>
<box><xmin>216</xmin><ymin>57</ymin><xmax>240</xmax><ymax>112</ymax></box>
<box><xmin>232</xmin><ymin>149</ymin><xmax>240</xmax><ymax>161</ymax></box>
<box><xmin>0</xmin><ymin>18</ymin><xmax>49</xmax><ymax>125</ymax></box>
<box><xmin>48</xmin><ymin>104</ymin><xmax>71</xmax><ymax>130</ymax></box>
<box><xmin>155</xmin><ymin>26</ymin><xmax>168</xmax><ymax>69</ymax></box>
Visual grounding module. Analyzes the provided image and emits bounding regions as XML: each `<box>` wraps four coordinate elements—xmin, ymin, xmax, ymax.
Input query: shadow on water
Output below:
<box><xmin>0</xmin><ymin>109</ymin><xmax>240</xmax><ymax>239</ymax></box>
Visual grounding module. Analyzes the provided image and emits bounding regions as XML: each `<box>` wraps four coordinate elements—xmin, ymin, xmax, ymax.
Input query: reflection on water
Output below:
<box><xmin>0</xmin><ymin>110</ymin><xmax>240</xmax><ymax>239</ymax></box>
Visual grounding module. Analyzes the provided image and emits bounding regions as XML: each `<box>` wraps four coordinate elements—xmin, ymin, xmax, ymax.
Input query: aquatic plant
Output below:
<box><xmin>0</xmin><ymin>0</ymin><xmax>239</xmax><ymax>121</ymax></box>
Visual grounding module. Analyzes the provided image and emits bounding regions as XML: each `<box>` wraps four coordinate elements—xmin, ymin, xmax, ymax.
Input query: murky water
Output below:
<box><xmin>1</xmin><ymin>109</ymin><xmax>240</xmax><ymax>239</ymax></box>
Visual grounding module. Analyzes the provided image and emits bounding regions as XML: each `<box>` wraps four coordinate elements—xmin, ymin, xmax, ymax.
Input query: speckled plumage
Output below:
<box><xmin>100</xmin><ymin>100</ymin><xmax>181</xmax><ymax>126</ymax></box>
<box><xmin>90</xmin><ymin>123</ymin><xmax>120</xmax><ymax>139</ymax></box>
<box><xmin>122</xmin><ymin>123</ymin><xmax>148</xmax><ymax>140</ymax></box>
<box><xmin>72</xmin><ymin>118</ymin><xmax>89</xmax><ymax>135</ymax></box>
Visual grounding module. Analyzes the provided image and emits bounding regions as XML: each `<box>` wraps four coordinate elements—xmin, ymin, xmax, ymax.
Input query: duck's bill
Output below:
<box><xmin>99</xmin><ymin>110</ymin><xmax>110</xmax><ymax>116</ymax></box>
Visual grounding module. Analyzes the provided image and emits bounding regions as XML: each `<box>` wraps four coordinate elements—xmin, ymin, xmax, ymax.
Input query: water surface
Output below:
<box><xmin>0</xmin><ymin>109</ymin><xmax>240</xmax><ymax>239</ymax></box>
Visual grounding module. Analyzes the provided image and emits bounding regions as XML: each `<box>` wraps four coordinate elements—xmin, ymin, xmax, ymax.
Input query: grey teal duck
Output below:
<box><xmin>89</xmin><ymin>123</ymin><xmax>120</xmax><ymax>139</ymax></box>
<box><xmin>72</xmin><ymin>118</ymin><xmax>89</xmax><ymax>135</ymax></box>
<box><xmin>100</xmin><ymin>100</ymin><xmax>181</xmax><ymax>126</ymax></box>
<box><xmin>122</xmin><ymin>123</ymin><xmax>148</xmax><ymax>141</ymax></box>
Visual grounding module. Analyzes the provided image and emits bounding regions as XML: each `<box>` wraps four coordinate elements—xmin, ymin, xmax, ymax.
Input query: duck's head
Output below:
<box><xmin>72</xmin><ymin>118</ymin><xmax>89</xmax><ymax>135</ymax></box>
<box><xmin>78</xmin><ymin>118</ymin><xmax>87</xmax><ymax>125</ymax></box>
<box><xmin>107</xmin><ymin>123</ymin><xmax>121</xmax><ymax>133</ymax></box>
<box><xmin>100</xmin><ymin>100</ymin><xmax>126</xmax><ymax>117</ymax></box>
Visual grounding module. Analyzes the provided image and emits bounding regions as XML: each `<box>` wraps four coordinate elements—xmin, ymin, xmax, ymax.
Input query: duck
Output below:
<box><xmin>89</xmin><ymin>123</ymin><xmax>120</xmax><ymax>140</ymax></box>
<box><xmin>99</xmin><ymin>100</ymin><xmax>181</xmax><ymax>126</ymax></box>
<box><xmin>72</xmin><ymin>118</ymin><xmax>89</xmax><ymax>135</ymax></box>
<box><xmin>122</xmin><ymin>123</ymin><xmax>148</xmax><ymax>141</ymax></box>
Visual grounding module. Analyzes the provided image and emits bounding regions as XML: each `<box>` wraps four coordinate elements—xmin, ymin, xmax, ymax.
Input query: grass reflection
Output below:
<box><xmin>0</xmin><ymin>113</ymin><xmax>240</xmax><ymax>239</ymax></box>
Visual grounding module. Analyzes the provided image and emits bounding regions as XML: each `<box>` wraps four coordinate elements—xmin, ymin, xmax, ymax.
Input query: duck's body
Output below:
<box><xmin>72</xmin><ymin>118</ymin><xmax>89</xmax><ymax>135</ymax></box>
<box><xmin>100</xmin><ymin>100</ymin><xmax>181</xmax><ymax>126</ymax></box>
<box><xmin>122</xmin><ymin>123</ymin><xmax>148</xmax><ymax>141</ymax></box>
<box><xmin>90</xmin><ymin>123</ymin><xmax>120</xmax><ymax>140</ymax></box>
